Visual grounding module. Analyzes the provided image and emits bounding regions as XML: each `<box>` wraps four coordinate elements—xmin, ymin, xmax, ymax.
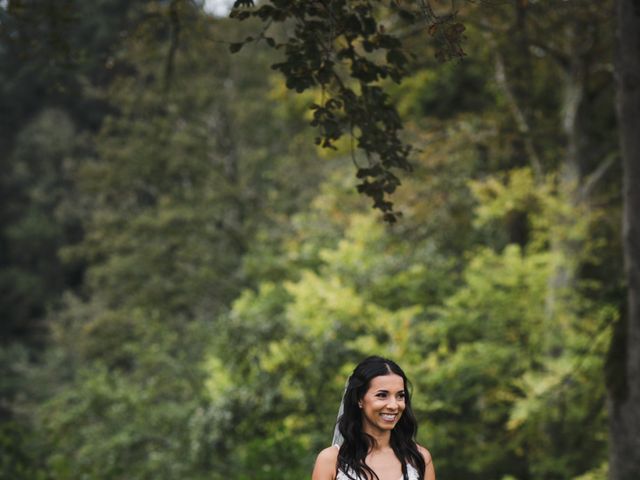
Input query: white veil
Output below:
<box><xmin>332</xmin><ymin>377</ymin><xmax>350</xmax><ymax>446</ymax></box>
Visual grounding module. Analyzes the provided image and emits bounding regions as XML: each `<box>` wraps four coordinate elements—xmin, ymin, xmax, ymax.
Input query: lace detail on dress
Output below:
<box><xmin>336</xmin><ymin>464</ymin><xmax>420</xmax><ymax>480</ymax></box>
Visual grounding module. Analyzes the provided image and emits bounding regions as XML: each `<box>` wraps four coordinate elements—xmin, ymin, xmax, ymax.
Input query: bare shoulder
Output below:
<box><xmin>417</xmin><ymin>444</ymin><xmax>436</xmax><ymax>480</ymax></box>
<box><xmin>417</xmin><ymin>444</ymin><xmax>433</xmax><ymax>465</ymax></box>
<box><xmin>316</xmin><ymin>445</ymin><xmax>339</xmax><ymax>464</ymax></box>
<box><xmin>311</xmin><ymin>446</ymin><xmax>339</xmax><ymax>480</ymax></box>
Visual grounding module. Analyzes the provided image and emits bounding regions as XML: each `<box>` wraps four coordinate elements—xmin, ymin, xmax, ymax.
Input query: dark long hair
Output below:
<box><xmin>336</xmin><ymin>356</ymin><xmax>425</xmax><ymax>480</ymax></box>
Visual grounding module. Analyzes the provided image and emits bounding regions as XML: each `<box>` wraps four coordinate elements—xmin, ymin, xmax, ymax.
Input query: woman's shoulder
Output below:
<box><xmin>416</xmin><ymin>444</ymin><xmax>432</xmax><ymax>464</ymax></box>
<box><xmin>312</xmin><ymin>446</ymin><xmax>339</xmax><ymax>480</ymax></box>
<box><xmin>316</xmin><ymin>445</ymin><xmax>339</xmax><ymax>462</ymax></box>
<box><xmin>416</xmin><ymin>444</ymin><xmax>436</xmax><ymax>480</ymax></box>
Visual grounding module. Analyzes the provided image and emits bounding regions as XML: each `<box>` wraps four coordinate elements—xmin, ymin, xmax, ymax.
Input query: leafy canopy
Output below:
<box><xmin>229</xmin><ymin>0</ymin><xmax>465</xmax><ymax>221</ymax></box>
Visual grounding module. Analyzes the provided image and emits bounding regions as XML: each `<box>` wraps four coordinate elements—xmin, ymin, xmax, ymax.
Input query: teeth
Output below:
<box><xmin>381</xmin><ymin>414</ymin><xmax>396</xmax><ymax>421</ymax></box>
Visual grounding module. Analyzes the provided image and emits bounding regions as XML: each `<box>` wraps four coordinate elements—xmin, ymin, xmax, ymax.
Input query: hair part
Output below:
<box><xmin>336</xmin><ymin>356</ymin><xmax>425</xmax><ymax>480</ymax></box>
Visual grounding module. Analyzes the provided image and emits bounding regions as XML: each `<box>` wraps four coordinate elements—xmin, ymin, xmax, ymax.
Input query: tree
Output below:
<box><xmin>608</xmin><ymin>0</ymin><xmax>640</xmax><ymax>478</ymax></box>
<box><xmin>229</xmin><ymin>0</ymin><xmax>465</xmax><ymax>221</ymax></box>
<box><xmin>0</xmin><ymin>2</ymin><xmax>155</xmax><ymax>475</ymax></box>
<box><xmin>228</xmin><ymin>1</ymin><xmax>630</xmax><ymax>479</ymax></box>
<box><xmin>220</xmin><ymin>161</ymin><xmax>612</xmax><ymax>478</ymax></box>
<box><xmin>0</xmin><ymin>1</ymin><xmax>629</xmax><ymax>478</ymax></box>
<box><xmin>29</xmin><ymin>4</ymin><xmax>332</xmax><ymax>478</ymax></box>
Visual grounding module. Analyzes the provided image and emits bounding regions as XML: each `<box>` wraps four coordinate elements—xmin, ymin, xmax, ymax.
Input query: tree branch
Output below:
<box><xmin>580</xmin><ymin>151</ymin><xmax>618</xmax><ymax>201</ymax></box>
<box><xmin>164</xmin><ymin>0</ymin><xmax>181</xmax><ymax>91</ymax></box>
<box><xmin>493</xmin><ymin>50</ymin><xmax>544</xmax><ymax>179</ymax></box>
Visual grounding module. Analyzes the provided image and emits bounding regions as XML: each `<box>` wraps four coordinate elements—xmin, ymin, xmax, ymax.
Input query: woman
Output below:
<box><xmin>312</xmin><ymin>356</ymin><xmax>436</xmax><ymax>480</ymax></box>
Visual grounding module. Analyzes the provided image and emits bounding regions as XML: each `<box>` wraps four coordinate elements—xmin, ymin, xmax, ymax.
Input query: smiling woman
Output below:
<box><xmin>312</xmin><ymin>356</ymin><xmax>436</xmax><ymax>480</ymax></box>
<box><xmin>359</xmin><ymin>375</ymin><xmax>406</xmax><ymax>434</ymax></box>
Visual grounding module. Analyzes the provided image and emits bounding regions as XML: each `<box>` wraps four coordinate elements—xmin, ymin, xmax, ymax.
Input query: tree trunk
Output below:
<box><xmin>609</xmin><ymin>1</ymin><xmax>640</xmax><ymax>478</ymax></box>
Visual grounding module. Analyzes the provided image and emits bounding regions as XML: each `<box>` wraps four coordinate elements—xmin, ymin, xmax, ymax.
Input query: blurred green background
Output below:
<box><xmin>0</xmin><ymin>1</ymin><xmax>621</xmax><ymax>479</ymax></box>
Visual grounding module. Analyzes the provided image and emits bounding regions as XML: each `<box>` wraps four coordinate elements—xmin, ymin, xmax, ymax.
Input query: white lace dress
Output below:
<box><xmin>336</xmin><ymin>463</ymin><xmax>420</xmax><ymax>480</ymax></box>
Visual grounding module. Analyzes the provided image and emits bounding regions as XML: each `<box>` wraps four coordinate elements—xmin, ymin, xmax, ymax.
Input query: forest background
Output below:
<box><xmin>0</xmin><ymin>1</ymin><xmax>634</xmax><ymax>479</ymax></box>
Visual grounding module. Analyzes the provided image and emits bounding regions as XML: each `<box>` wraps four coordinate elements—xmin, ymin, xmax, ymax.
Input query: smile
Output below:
<box><xmin>380</xmin><ymin>413</ymin><xmax>397</xmax><ymax>422</ymax></box>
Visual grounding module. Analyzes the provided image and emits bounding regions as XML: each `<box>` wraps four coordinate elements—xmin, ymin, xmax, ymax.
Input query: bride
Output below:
<box><xmin>312</xmin><ymin>356</ymin><xmax>436</xmax><ymax>480</ymax></box>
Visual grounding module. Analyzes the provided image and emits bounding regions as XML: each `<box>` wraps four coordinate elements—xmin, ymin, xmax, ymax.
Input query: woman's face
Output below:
<box><xmin>358</xmin><ymin>373</ymin><xmax>406</xmax><ymax>435</ymax></box>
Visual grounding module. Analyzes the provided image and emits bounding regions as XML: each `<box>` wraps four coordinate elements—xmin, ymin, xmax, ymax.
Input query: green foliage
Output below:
<box><xmin>391</xmin><ymin>59</ymin><xmax>496</xmax><ymax>121</ymax></box>
<box><xmin>1</xmin><ymin>1</ymin><xmax>621</xmax><ymax>480</ymax></box>
<box><xmin>419</xmin><ymin>243</ymin><xmax>610</xmax><ymax>479</ymax></box>
<box><xmin>0</xmin><ymin>108</ymin><xmax>80</xmax><ymax>343</ymax></box>
<box><xmin>39</xmin><ymin>317</ymin><xmax>217</xmax><ymax>480</ymax></box>
<box><xmin>216</xmin><ymin>160</ymin><xmax>612</xmax><ymax>478</ymax></box>
<box><xmin>229</xmin><ymin>0</ymin><xmax>463</xmax><ymax>221</ymax></box>
<box><xmin>13</xmin><ymin>4</ymin><xmax>334</xmax><ymax>479</ymax></box>
<box><xmin>0</xmin><ymin>421</ymin><xmax>46</xmax><ymax>480</ymax></box>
